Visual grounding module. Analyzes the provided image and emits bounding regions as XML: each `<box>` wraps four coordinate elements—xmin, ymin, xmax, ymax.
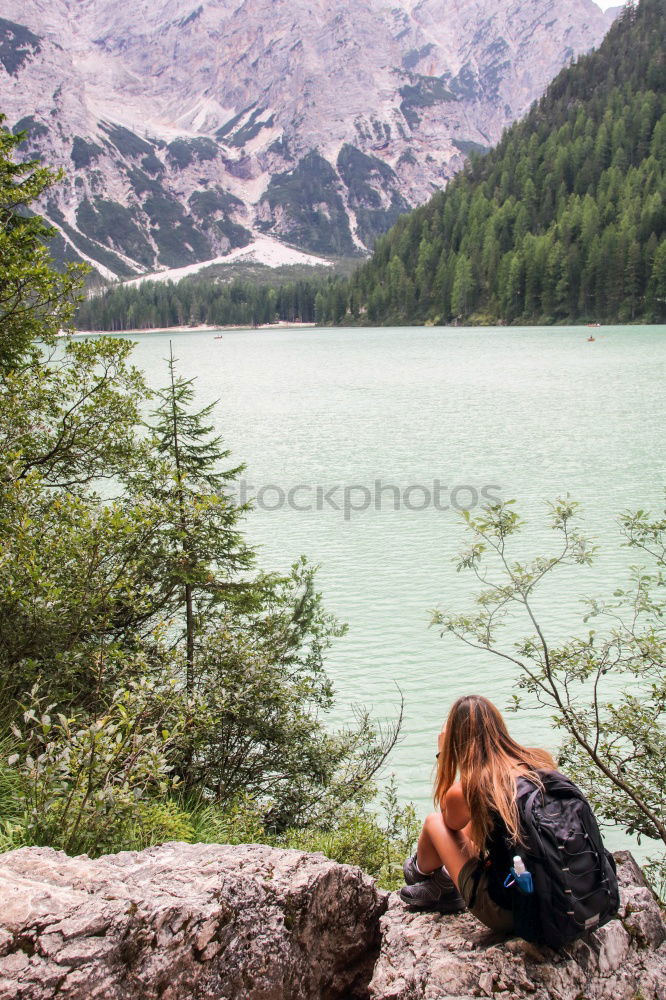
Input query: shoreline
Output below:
<box><xmin>71</xmin><ymin>321</ymin><xmax>317</xmax><ymax>336</ymax></box>
<box><xmin>68</xmin><ymin>321</ymin><xmax>663</xmax><ymax>338</ymax></box>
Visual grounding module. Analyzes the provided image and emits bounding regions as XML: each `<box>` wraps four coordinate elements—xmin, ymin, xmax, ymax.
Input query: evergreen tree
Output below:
<box><xmin>451</xmin><ymin>256</ymin><xmax>475</xmax><ymax>318</ymax></box>
<box><xmin>0</xmin><ymin>118</ymin><xmax>84</xmax><ymax>368</ymax></box>
<box><xmin>146</xmin><ymin>343</ymin><xmax>254</xmax><ymax>694</ymax></box>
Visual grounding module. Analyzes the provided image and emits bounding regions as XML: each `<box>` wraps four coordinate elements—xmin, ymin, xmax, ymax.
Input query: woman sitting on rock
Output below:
<box><xmin>400</xmin><ymin>694</ymin><xmax>556</xmax><ymax>933</ymax></box>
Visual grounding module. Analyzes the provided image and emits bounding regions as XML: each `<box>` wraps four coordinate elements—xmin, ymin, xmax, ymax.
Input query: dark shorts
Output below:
<box><xmin>458</xmin><ymin>857</ymin><xmax>514</xmax><ymax>934</ymax></box>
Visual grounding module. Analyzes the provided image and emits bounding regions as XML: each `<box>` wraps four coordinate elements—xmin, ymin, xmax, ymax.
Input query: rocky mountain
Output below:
<box><xmin>1</xmin><ymin>0</ymin><xmax>617</xmax><ymax>278</ymax></box>
<box><xmin>321</xmin><ymin>0</ymin><xmax>664</xmax><ymax>326</ymax></box>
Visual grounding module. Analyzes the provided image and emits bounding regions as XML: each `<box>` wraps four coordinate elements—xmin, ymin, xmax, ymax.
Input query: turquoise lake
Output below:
<box><xmin>119</xmin><ymin>324</ymin><xmax>666</xmax><ymax>854</ymax></box>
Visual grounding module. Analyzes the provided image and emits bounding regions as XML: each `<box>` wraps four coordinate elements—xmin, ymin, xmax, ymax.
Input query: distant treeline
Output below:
<box><xmin>75</xmin><ymin>277</ymin><xmax>332</xmax><ymax>330</ymax></box>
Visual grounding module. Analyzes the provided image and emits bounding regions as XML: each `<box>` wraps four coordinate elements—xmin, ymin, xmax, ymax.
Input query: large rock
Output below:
<box><xmin>0</xmin><ymin>842</ymin><xmax>386</xmax><ymax>1000</ymax></box>
<box><xmin>1</xmin><ymin>845</ymin><xmax>664</xmax><ymax>1000</ymax></box>
<box><xmin>369</xmin><ymin>852</ymin><xmax>666</xmax><ymax>1000</ymax></box>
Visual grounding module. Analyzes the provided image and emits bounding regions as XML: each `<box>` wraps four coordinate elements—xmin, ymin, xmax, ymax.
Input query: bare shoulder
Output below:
<box><xmin>443</xmin><ymin>781</ymin><xmax>471</xmax><ymax>830</ymax></box>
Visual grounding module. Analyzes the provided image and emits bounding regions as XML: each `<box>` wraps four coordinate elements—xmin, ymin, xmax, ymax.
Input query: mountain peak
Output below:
<box><xmin>3</xmin><ymin>0</ymin><xmax>617</xmax><ymax>276</ymax></box>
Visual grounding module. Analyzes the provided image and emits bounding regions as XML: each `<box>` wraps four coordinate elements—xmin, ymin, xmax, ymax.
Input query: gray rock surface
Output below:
<box><xmin>0</xmin><ymin>841</ymin><xmax>386</xmax><ymax>1000</ymax></box>
<box><xmin>369</xmin><ymin>851</ymin><xmax>666</xmax><ymax>1000</ymax></box>
<box><xmin>1</xmin><ymin>844</ymin><xmax>663</xmax><ymax>1000</ymax></box>
<box><xmin>0</xmin><ymin>0</ymin><xmax>617</xmax><ymax>273</ymax></box>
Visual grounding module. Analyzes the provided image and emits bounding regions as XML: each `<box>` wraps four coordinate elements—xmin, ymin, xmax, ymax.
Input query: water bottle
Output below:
<box><xmin>512</xmin><ymin>855</ymin><xmax>534</xmax><ymax>894</ymax></box>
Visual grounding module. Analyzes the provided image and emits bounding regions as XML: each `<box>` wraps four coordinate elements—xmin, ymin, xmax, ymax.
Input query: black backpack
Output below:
<box><xmin>510</xmin><ymin>770</ymin><xmax>620</xmax><ymax>949</ymax></box>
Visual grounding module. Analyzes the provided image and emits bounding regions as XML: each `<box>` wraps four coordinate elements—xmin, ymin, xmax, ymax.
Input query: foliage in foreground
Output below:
<box><xmin>0</xmin><ymin>117</ymin><xmax>414</xmax><ymax>879</ymax></box>
<box><xmin>0</xmin><ymin>740</ymin><xmax>418</xmax><ymax>891</ymax></box>
<box><xmin>436</xmin><ymin>496</ymin><xmax>666</xmax><ymax>896</ymax></box>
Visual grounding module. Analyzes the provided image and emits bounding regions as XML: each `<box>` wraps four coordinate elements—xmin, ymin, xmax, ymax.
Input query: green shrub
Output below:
<box><xmin>0</xmin><ymin>737</ymin><xmax>26</xmax><ymax>853</ymax></box>
<box><xmin>9</xmin><ymin>680</ymin><xmax>184</xmax><ymax>857</ymax></box>
<box><xmin>275</xmin><ymin>780</ymin><xmax>419</xmax><ymax>890</ymax></box>
<box><xmin>128</xmin><ymin>800</ymin><xmax>196</xmax><ymax>849</ymax></box>
<box><xmin>186</xmin><ymin>795</ymin><xmax>267</xmax><ymax>846</ymax></box>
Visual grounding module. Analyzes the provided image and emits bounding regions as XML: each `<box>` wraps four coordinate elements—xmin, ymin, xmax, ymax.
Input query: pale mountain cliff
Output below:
<box><xmin>0</xmin><ymin>0</ymin><xmax>617</xmax><ymax>277</ymax></box>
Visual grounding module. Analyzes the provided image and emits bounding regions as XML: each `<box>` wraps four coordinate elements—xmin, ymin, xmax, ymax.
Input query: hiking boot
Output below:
<box><xmin>399</xmin><ymin>867</ymin><xmax>467</xmax><ymax>913</ymax></box>
<box><xmin>403</xmin><ymin>853</ymin><xmax>432</xmax><ymax>886</ymax></box>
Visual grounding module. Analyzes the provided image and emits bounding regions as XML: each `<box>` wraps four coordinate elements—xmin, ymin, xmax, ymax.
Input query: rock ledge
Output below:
<box><xmin>369</xmin><ymin>852</ymin><xmax>666</xmax><ymax>1000</ymax></box>
<box><xmin>0</xmin><ymin>842</ymin><xmax>385</xmax><ymax>999</ymax></box>
<box><xmin>0</xmin><ymin>845</ymin><xmax>664</xmax><ymax>1000</ymax></box>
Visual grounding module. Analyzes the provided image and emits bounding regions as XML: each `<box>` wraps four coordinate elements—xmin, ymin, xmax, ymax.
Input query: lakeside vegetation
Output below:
<box><xmin>439</xmin><ymin>498</ymin><xmax>666</xmax><ymax>894</ymax></box>
<box><xmin>74</xmin><ymin>258</ymin><xmax>361</xmax><ymax>333</ymax></box>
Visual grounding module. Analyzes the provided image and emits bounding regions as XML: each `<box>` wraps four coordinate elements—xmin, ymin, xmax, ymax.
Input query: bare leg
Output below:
<box><xmin>416</xmin><ymin>812</ymin><xmax>478</xmax><ymax>889</ymax></box>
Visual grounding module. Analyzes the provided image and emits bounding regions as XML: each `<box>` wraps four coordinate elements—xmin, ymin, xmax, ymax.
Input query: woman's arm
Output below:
<box><xmin>442</xmin><ymin>781</ymin><xmax>471</xmax><ymax>830</ymax></box>
<box><xmin>437</xmin><ymin>730</ymin><xmax>472</xmax><ymax>830</ymax></box>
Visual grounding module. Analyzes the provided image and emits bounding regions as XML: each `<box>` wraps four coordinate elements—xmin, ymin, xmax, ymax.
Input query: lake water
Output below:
<box><xmin>121</xmin><ymin>324</ymin><xmax>666</xmax><ymax>854</ymax></box>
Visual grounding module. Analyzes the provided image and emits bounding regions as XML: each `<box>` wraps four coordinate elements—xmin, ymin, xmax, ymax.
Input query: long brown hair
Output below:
<box><xmin>434</xmin><ymin>695</ymin><xmax>556</xmax><ymax>849</ymax></box>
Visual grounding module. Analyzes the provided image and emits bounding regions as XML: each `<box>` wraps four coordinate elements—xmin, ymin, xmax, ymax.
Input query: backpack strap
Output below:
<box><xmin>522</xmin><ymin>783</ymin><xmax>544</xmax><ymax>841</ymax></box>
